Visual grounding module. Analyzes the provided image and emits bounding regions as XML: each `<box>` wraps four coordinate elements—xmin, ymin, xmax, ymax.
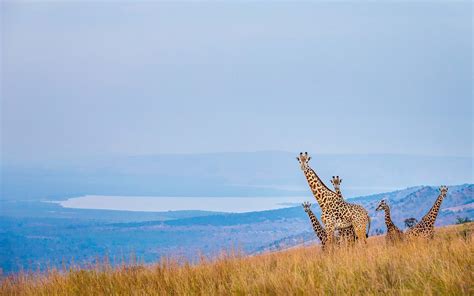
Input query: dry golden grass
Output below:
<box><xmin>1</xmin><ymin>223</ymin><xmax>473</xmax><ymax>295</ymax></box>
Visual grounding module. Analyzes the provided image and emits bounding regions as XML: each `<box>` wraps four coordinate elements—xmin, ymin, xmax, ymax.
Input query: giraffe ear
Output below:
<box><xmin>296</xmin><ymin>157</ymin><xmax>300</xmax><ymax>161</ymax></box>
<box><xmin>308</xmin><ymin>156</ymin><xmax>311</xmax><ymax>161</ymax></box>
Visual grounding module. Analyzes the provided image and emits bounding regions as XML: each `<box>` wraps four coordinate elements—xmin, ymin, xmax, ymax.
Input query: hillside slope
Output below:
<box><xmin>2</xmin><ymin>223</ymin><xmax>472</xmax><ymax>295</ymax></box>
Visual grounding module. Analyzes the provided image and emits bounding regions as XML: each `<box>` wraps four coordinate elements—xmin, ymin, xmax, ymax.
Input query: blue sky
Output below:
<box><xmin>2</xmin><ymin>1</ymin><xmax>472</xmax><ymax>163</ymax></box>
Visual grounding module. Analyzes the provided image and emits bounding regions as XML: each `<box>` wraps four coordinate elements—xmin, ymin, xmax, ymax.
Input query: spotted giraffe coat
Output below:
<box><xmin>376</xmin><ymin>199</ymin><xmax>404</xmax><ymax>242</ymax></box>
<box><xmin>405</xmin><ymin>186</ymin><xmax>448</xmax><ymax>239</ymax></box>
<box><xmin>302</xmin><ymin>202</ymin><xmax>355</xmax><ymax>249</ymax></box>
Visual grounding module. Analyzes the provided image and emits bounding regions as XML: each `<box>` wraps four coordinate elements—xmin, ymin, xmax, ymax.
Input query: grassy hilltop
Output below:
<box><xmin>2</xmin><ymin>223</ymin><xmax>472</xmax><ymax>295</ymax></box>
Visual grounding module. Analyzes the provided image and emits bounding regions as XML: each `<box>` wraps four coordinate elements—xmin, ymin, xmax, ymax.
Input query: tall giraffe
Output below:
<box><xmin>297</xmin><ymin>152</ymin><xmax>371</xmax><ymax>244</ymax></box>
<box><xmin>405</xmin><ymin>186</ymin><xmax>448</xmax><ymax>239</ymax></box>
<box><xmin>302</xmin><ymin>202</ymin><xmax>355</xmax><ymax>249</ymax></box>
<box><xmin>375</xmin><ymin>199</ymin><xmax>404</xmax><ymax>242</ymax></box>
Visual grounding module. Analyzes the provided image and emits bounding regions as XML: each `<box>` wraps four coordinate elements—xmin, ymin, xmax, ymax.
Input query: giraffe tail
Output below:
<box><xmin>366</xmin><ymin>216</ymin><xmax>371</xmax><ymax>238</ymax></box>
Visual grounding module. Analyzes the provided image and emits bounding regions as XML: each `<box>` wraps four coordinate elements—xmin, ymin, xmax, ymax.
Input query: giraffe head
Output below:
<box><xmin>376</xmin><ymin>199</ymin><xmax>389</xmax><ymax>212</ymax></box>
<box><xmin>296</xmin><ymin>152</ymin><xmax>311</xmax><ymax>171</ymax></box>
<box><xmin>330</xmin><ymin>176</ymin><xmax>342</xmax><ymax>191</ymax></box>
<box><xmin>302</xmin><ymin>201</ymin><xmax>312</xmax><ymax>213</ymax></box>
<box><xmin>439</xmin><ymin>185</ymin><xmax>448</xmax><ymax>195</ymax></box>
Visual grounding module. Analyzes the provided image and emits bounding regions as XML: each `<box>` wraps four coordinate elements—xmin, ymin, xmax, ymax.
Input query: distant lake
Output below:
<box><xmin>51</xmin><ymin>195</ymin><xmax>307</xmax><ymax>213</ymax></box>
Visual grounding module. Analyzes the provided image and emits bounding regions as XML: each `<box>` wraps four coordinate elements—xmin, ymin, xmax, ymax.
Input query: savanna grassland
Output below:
<box><xmin>1</xmin><ymin>223</ymin><xmax>472</xmax><ymax>296</ymax></box>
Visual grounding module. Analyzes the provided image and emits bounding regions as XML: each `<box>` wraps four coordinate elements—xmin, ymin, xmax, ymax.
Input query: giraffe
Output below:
<box><xmin>330</xmin><ymin>176</ymin><xmax>343</xmax><ymax>199</ymax></box>
<box><xmin>302</xmin><ymin>202</ymin><xmax>355</xmax><ymax>249</ymax></box>
<box><xmin>302</xmin><ymin>201</ymin><xmax>328</xmax><ymax>247</ymax></box>
<box><xmin>297</xmin><ymin>152</ymin><xmax>371</xmax><ymax>244</ymax></box>
<box><xmin>328</xmin><ymin>176</ymin><xmax>359</xmax><ymax>245</ymax></box>
<box><xmin>405</xmin><ymin>186</ymin><xmax>448</xmax><ymax>239</ymax></box>
<box><xmin>375</xmin><ymin>199</ymin><xmax>404</xmax><ymax>242</ymax></box>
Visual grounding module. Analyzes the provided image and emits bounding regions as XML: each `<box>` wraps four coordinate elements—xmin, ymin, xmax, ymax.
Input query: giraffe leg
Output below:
<box><xmin>354</xmin><ymin>223</ymin><xmax>367</xmax><ymax>244</ymax></box>
<box><xmin>325</xmin><ymin>223</ymin><xmax>336</xmax><ymax>246</ymax></box>
<box><xmin>339</xmin><ymin>227</ymin><xmax>356</xmax><ymax>247</ymax></box>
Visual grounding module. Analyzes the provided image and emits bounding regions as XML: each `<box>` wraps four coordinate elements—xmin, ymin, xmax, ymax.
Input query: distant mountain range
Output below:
<box><xmin>2</xmin><ymin>152</ymin><xmax>472</xmax><ymax>200</ymax></box>
<box><xmin>1</xmin><ymin>184</ymin><xmax>472</xmax><ymax>273</ymax></box>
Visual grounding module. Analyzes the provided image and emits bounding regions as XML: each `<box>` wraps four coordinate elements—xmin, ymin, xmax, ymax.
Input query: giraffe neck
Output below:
<box><xmin>420</xmin><ymin>191</ymin><xmax>446</xmax><ymax>226</ymax></box>
<box><xmin>303</xmin><ymin>167</ymin><xmax>340</xmax><ymax>211</ymax></box>
<box><xmin>384</xmin><ymin>207</ymin><xmax>396</xmax><ymax>230</ymax></box>
<box><xmin>305</xmin><ymin>209</ymin><xmax>327</xmax><ymax>244</ymax></box>
<box><xmin>335</xmin><ymin>188</ymin><xmax>343</xmax><ymax>199</ymax></box>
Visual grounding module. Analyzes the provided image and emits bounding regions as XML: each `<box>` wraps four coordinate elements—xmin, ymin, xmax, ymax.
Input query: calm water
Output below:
<box><xmin>52</xmin><ymin>195</ymin><xmax>307</xmax><ymax>213</ymax></box>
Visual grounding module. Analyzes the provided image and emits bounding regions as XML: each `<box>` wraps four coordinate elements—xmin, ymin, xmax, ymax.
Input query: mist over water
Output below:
<box><xmin>51</xmin><ymin>195</ymin><xmax>305</xmax><ymax>213</ymax></box>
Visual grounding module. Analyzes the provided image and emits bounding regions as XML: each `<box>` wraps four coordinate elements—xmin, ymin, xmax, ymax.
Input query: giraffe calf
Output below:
<box><xmin>375</xmin><ymin>199</ymin><xmax>404</xmax><ymax>243</ymax></box>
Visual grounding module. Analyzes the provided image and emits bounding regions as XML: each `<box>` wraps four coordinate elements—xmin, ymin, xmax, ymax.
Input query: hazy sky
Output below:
<box><xmin>2</xmin><ymin>1</ymin><xmax>472</xmax><ymax>163</ymax></box>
